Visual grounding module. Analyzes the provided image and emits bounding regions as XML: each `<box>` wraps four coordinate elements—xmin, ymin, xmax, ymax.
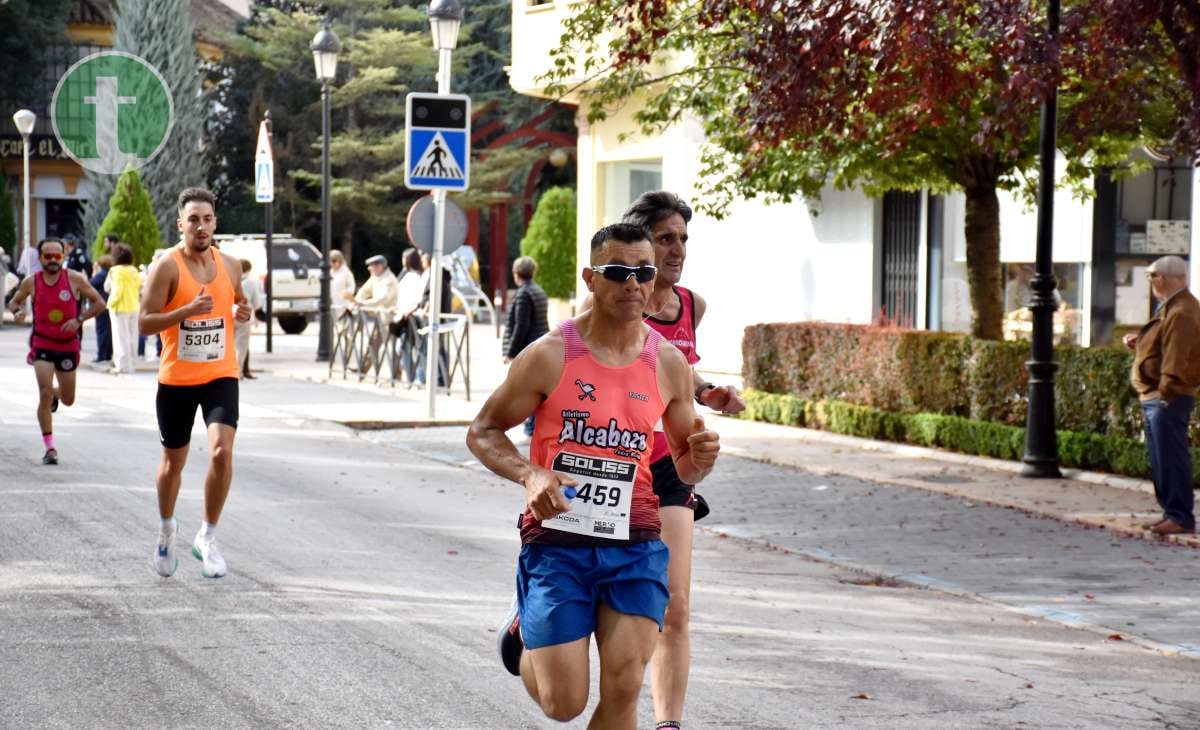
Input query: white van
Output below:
<box><xmin>213</xmin><ymin>234</ymin><xmax>322</xmax><ymax>334</ymax></box>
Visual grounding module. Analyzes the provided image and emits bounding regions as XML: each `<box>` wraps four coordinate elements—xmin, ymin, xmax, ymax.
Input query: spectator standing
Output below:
<box><xmin>138</xmin><ymin>249</ymin><xmax>168</xmax><ymax>360</ymax></box>
<box><xmin>502</xmin><ymin>256</ymin><xmax>549</xmax><ymax>436</ymax></box>
<box><xmin>236</xmin><ymin>259</ymin><xmax>264</xmax><ymax>379</ymax></box>
<box><xmin>354</xmin><ymin>255</ymin><xmax>398</xmax><ymax>311</ymax></box>
<box><xmin>1123</xmin><ymin>255</ymin><xmax>1200</xmax><ymax>536</ymax></box>
<box><xmin>354</xmin><ymin>255</ymin><xmax>398</xmax><ymax>373</ymax></box>
<box><xmin>16</xmin><ymin>242</ymin><xmax>41</xmax><ymax>277</ymax></box>
<box><xmin>330</xmin><ymin>250</ymin><xmax>356</xmax><ymax>320</ymax></box>
<box><xmin>418</xmin><ymin>252</ymin><xmax>453</xmax><ymax>387</ymax></box>
<box><xmin>392</xmin><ymin>249</ymin><xmax>426</xmax><ymax>384</ymax></box>
<box><xmin>64</xmin><ymin>234</ymin><xmax>90</xmax><ymax>275</ymax></box>
<box><xmin>106</xmin><ymin>243</ymin><xmax>141</xmax><ymax>374</ymax></box>
<box><xmin>90</xmin><ymin>254</ymin><xmax>115</xmax><ymax>363</ymax></box>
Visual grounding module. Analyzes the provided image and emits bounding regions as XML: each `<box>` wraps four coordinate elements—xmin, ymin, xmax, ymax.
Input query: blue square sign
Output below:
<box><xmin>405</xmin><ymin>93</ymin><xmax>470</xmax><ymax>192</ymax></box>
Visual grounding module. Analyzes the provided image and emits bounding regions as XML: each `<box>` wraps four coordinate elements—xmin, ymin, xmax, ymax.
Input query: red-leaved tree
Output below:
<box><xmin>544</xmin><ymin>0</ymin><xmax>1177</xmax><ymax>339</ymax></box>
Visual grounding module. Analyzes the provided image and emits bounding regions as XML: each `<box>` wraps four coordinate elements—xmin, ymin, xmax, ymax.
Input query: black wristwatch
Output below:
<box><xmin>694</xmin><ymin>382</ymin><xmax>715</xmax><ymax>405</ymax></box>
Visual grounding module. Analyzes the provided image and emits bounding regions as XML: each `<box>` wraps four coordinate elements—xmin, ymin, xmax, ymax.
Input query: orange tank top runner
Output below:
<box><xmin>158</xmin><ymin>248</ymin><xmax>240</xmax><ymax>386</ymax></box>
<box><xmin>523</xmin><ymin>318</ymin><xmax>667</xmax><ymax>546</ymax></box>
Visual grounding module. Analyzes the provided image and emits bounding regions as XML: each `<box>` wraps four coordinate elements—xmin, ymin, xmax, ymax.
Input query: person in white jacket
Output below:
<box><xmin>236</xmin><ymin>259</ymin><xmax>264</xmax><ymax>378</ymax></box>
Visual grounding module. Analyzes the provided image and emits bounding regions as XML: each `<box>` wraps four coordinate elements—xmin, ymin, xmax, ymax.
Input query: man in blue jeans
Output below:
<box><xmin>1123</xmin><ymin>255</ymin><xmax>1200</xmax><ymax>536</ymax></box>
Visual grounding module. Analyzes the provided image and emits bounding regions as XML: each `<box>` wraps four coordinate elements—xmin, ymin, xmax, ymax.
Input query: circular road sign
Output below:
<box><xmin>406</xmin><ymin>194</ymin><xmax>467</xmax><ymax>255</ymax></box>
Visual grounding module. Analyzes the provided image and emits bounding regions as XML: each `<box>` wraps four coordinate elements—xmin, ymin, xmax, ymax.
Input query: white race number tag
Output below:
<box><xmin>179</xmin><ymin>318</ymin><xmax>226</xmax><ymax>362</ymax></box>
<box><xmin>541</xmin><ymin>451</ymin><xmax>636</xmax><ymax>541</ymax></box>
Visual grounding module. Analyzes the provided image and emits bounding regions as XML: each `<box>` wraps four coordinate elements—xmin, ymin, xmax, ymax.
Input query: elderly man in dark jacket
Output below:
<box><xmin>1124</xmin><ymin>255</ymin><xmax>1200</xmax><ymax>535</ymax></box>
<box><xmin>502</xmin><ymin>255</ymin><xmax>549</xmax><ymax>436</ymax></box>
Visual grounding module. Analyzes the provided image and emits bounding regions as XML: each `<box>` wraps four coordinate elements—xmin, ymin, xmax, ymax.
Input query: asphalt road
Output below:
<box><xmin>2</xmin><ymin>326</ymin><xmax>1199</xmax><ymax>729</ymax></box>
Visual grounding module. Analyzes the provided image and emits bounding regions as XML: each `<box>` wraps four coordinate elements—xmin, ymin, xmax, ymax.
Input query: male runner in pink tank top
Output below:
<box><xmin>468</xmin><ymin>223</ymin><xmax>721</xmax><ymax>729</ymax></box>
<box><xmin>6</xmin><ymin>238</ymin><xmax>107</xmax><ymax>465</ymax></box>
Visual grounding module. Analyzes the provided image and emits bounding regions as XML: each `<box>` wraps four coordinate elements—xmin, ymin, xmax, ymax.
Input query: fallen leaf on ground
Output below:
<box><xmin>851</xmin><ymin>693</ymin><xmax>872</xmax><ymax>700</ymax></box>
<box><xmin>1107</xmin><ymin>634</ymin><xmax>1124</xmax><ymax>641</ymax></box>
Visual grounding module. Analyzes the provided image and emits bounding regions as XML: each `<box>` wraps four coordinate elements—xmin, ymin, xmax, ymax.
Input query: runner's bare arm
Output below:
<box><xmin>5</xmin><ymin>276</ymin><xmax>34</xmax><ymax>319</ymax></box>
<box><xmin>684</xmin><ymin>291</ymin><xmax>745</xmax><ymax>414</ymax></box>
<box><xmin>139</xmin><ymin>258</ymin><xmax>210</xmax><ymax>335</ymax></box>
<box><xmin>224</xmin><ymin>252</ymin><xmax>252</xmax><ymax>323</ymax></box>
<box><xmin>467</xmin><ymin>334</ymin><xmax>576</xmax><ymax>520</ymax></box>
<box><xmin>658</xmin><ymin>343</ymin><xmax>720</xmax><ymax>485</ymax></box>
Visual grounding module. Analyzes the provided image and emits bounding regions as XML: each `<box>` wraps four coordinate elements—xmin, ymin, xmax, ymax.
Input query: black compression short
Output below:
<box><xmin>156</xmin><ymin>377</ymin><xmax>239</xmax><ymax>449</ymax></box>
<box><xmin>650</xmin><ymin>455</ymin><xmax>696</xmax><ymax>510</ymax></box>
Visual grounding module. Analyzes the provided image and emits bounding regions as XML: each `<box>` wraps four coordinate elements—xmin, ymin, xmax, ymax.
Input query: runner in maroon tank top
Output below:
<box><xmin>626</xmin><ymin>191</ymin><xmax>744</xmax><ymax>730</ymax></box>
<box><xmin>6</xmin><ymin>238</ymin><xmax>107</xmax><ymax>464</ymax></box>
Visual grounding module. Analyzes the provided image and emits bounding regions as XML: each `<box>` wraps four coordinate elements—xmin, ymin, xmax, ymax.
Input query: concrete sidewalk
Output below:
<box><xmin>63</xmin><ymin>318</ymin><xmax>1199</xmax><ymax>549</ymax></box>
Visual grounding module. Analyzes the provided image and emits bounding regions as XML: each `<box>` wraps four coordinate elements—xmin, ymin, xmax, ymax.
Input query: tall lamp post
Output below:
<box><xmin>311</xmin><ymin>21</ymin><xmax>341</xmax><ymax>362</ymax></box>
<box><xmin>1022</xmin><ymin>0</ymin><xmax>1063</xmax><ymax>478</ymax></box>
<box><xmin>424</xmin><ymin>0</ymin><xmax>463</xmax><ymax>417</ymax></box>
<box><xmin>12</xmin><ymin>109</ymin><xmax>35</xmax><ymax>269</ymax></box>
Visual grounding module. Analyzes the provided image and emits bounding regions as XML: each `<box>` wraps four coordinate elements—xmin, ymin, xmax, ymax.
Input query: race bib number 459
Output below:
<box><xmin>541</xmin><ymin>451</ymin><xmax>636</xmax><ymax>541</ymax></box>
<box><xmin>179</xmin><ymin>318</ymin><xmax>226</xmax><ymax>362</ymax></box>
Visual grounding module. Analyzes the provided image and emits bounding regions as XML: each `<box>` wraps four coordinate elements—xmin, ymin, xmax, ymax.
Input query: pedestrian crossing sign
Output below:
<box><xmin>405</xmin><ymin>93</ymin><xmax>470</xmax><ymax>192</ymax></box>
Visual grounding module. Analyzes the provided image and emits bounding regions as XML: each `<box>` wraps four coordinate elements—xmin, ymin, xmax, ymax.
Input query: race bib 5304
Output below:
<box><xmin>179</xmin><ymin>318</ymin><xmax>226</xmax><ymax>362</ymax></box>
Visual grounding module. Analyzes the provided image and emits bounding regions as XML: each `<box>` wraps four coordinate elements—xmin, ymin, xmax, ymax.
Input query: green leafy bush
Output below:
<box><xmin>519</xmin><ymin>186</ymin><xmax>577</xmax><ymax>299</ymax></box>
<box><xmin>93</xmin><ymin>167</ymin><xmax>161</xmax><ymax>265</ymax></box>
<box><xmin>743</xmin><ymin>321</ymin><xmax>1195</xmax><ymax>443</ymax></box>
<box><xmin>740</xmin><ymin>389</ymin><xmax>1199</xmax><ymax>484</ymax></box>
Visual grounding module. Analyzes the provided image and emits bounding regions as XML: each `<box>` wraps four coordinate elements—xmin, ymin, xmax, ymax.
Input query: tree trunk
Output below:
<box><xmin>963</xmin><ymin>184</ymin><xmax>1004</xmax><ymax>340</ymax></box>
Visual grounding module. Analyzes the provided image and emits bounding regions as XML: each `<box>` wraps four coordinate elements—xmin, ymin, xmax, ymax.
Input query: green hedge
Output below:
<box><xmin>741</xmin><ymin>389</ymin><xmax>1200</xmax><ymax>485</ymax></box>
<box><xmin>743</xmin><ymin>322</ymin><xmax>1189</xmax><ymax>442</ymax></box>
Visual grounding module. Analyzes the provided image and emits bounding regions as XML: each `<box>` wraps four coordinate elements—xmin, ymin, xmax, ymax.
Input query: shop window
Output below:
<box><xmin>601</xmin><ymin>160</ymin><xmax>662</xmax><ymax>226</ymax></box>
<box><xmin>1002</xmin><ymin>262</ymin><xmax>1084</xmax><ymax>345</ymax></box>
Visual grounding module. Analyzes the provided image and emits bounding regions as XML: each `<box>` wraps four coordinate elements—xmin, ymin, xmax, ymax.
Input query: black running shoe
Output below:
<box><xmin>51</xmin><ymin>396</ymin><xmax>59</xmax><ymax>413</ymax></box>
<box><xmin>694</xmin><ymin>492</ymin><xmax>710</xmax><ymax>522</ymax></box>
<box><xmin>497</xmin><ymin>596</ymin><xmax>523</xmax><ymax>676</ymax></box>
<box><xmin>42</xmin><ymin>449</ymin><xmax>58</xmax><ymax>465</ymax></box>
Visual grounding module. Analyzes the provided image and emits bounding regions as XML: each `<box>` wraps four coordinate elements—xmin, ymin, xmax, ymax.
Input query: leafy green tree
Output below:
<box><xmin>81</xmin><ymin>0</ymin><xmax>207</xmax><ymax>245</ymax></box>
<box><xmin>93</xmin><ymin>167</ymin><xmax>162</xmax><ymax>266</ymax></box>
<box><xmin>0</xmin><ymin>0</ymin><xmax>74</xmax><ymax>105</ymax></box>
<box><xmin>544</xmin><ymin>0</ymin><xmax>1172</xmax><ymax>339</ymax></box>
<box><xmin>519</xmin><ymin>186</ymin><xmax>576</xmax><ymax>299</ymax></box>
<box><xmin>208</xmin><ymin>0</ymin><xmax>552</xmax><ymax>271</ymax></box>
<box><xmin>0</xmin><ymin>174</ymin><xmax>16</xmax><ymax>263</ymax></box>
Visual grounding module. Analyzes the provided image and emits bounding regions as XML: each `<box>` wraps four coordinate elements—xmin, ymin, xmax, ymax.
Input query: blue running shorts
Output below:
<box><xmin>516</xmin><ymin>540</ymin><xmax>670</xmax><ymax>650</ymax></box>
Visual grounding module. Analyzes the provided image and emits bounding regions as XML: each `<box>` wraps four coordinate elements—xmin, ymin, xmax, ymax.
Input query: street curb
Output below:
<box><xmin>701</xmin><ymin>525</ymin><xmax>1200</xmax><ymax>661</ymax></box>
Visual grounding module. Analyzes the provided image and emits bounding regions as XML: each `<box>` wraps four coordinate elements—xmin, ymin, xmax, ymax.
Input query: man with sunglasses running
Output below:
<box><xmin>6</xmin><ymin>238</ymin><xmax>107</xmax><ymax>464</ymax></box>
<box><xmin>469</xmin><ymin>223</ymin><xmax>721</xmax><ymax>728</ymax></box>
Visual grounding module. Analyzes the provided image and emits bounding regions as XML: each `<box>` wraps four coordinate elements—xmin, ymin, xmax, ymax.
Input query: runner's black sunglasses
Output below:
<box><xmin>590</xmin><ymin>264</ymin><xmax>658</xmax><ymax>284</ymax></box>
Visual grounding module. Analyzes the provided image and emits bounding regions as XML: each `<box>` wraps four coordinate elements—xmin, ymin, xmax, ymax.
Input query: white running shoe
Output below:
<box><xmin>153</xmin><ymin>521</ymin><xmax>178</xmax><ymax>577</ymax></box>
<box><xmin>191</xmin><ymin>533</ymin><xmax>227</xmax><ymax>578</ymax></box>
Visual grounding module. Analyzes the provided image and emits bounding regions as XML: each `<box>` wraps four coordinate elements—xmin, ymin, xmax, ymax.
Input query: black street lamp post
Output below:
<box><xmin>1022</xmin><ymin>0</ymin><xmax>1063</xmax><ymax>478</ymax></box>
<box><xmin>311</xmin><ymin>20</ymin><xmax>341</xmax><ymax>362</ymax></box>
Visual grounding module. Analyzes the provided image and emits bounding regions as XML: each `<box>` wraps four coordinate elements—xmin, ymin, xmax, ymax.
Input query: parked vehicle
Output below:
<box><xmin>212</xmin><ymin>234</ymin><xmax>322</xmax><ymax>335</ymax></box>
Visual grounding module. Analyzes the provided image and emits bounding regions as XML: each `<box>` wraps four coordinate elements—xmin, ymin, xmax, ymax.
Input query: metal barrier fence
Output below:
<box><xmin>329</xmin><ymin>306</ymin><xmax>470</xmax><ymax>398</ymax></box>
